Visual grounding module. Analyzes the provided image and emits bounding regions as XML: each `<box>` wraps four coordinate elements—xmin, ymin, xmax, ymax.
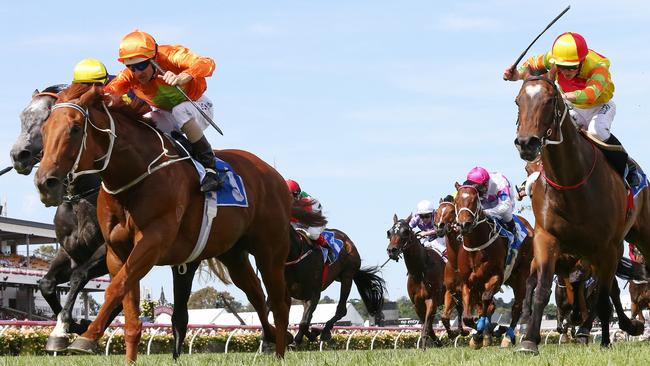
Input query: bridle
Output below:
<box><xmin>435</xmin><ymin>201</ymin><xmax>457</xmax><ymax>235</ymax></box>
<box><xmin>387</xmin><ymin>220</ymin><xmax>419</xmax><ymax>258</ymax></box>
<box><xmin>49</xmin><ymin>101</ymin><xmax>189</xmax><ymax>195</ymax></box>
<box><xmin>455</xmin><ymin>185</ymin><xmax>487</xmax><ymax>230</ymax></box>
<box><xmin>455</xmin><ymin>186</ymin><xmax>500</xmax><ymax>252</ymax></box>
<box><xmin>518</xmin><ymin>76</ymin><xmax>569</xmax><ymax>147</ymax></box>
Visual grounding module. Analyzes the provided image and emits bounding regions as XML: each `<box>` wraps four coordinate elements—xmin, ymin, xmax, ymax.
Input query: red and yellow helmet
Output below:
<box><xmin>550</xmin><ymin>32</ymin><xmax>588</xmax><ymax>66</ymax></box>
<box><xmin>117</xmin><ymin>30</ymin><xmax>157</xmax><ymax>65</ymax></box>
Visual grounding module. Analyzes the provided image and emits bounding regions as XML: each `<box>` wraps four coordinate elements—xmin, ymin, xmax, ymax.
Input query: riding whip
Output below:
<box><xmin>0</xmin><ymin>166</ymin><xmax>12</xmax><ymax>176</ymax></box>
<box><xmin>504</xmin><ymin>5</ymin><xmax>571</xmax><ymax>80</ymax></box>
<box><xmin>149</xmin><ymin>59</ymin><xmax>224</xmax><ymax>136</ymax></box>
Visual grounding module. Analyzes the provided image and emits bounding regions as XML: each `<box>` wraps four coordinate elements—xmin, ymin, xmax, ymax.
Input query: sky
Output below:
<box><xmin>1</xmin><ymin>1</ymin><xmax>650</xmax><ymax>307</ymax></box>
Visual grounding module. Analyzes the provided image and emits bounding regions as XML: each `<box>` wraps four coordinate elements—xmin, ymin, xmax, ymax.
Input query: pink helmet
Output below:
<box><xmin>286</xmin><ymin>179</ymin><xmax>301</xmax><ymax>194</ymax></box>
<box><xmin>467</xmin><ymin>167</ymin><xmax>490</xmax><ymax>185</ymax></box>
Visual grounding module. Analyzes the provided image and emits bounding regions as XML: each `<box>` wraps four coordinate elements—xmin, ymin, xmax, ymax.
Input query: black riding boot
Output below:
<box><xmin>191</xmin><ymin>136</ymin><xmax>222</xmax><ymax>192</ymax></box>
<box><xmin>505</xmin><ymin>219</ymin><xmax>517</xmax><ymax>235</ymax></box>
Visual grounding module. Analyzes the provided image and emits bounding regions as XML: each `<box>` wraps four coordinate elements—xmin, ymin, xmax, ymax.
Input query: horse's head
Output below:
<box><xmin>10</xmin><ymin>87</ymin><xmax>64</xmax><ymax>174</ymax></box>
<box><xmin>34</xmin><ymin>84</ymin><xmax>105</xmax><ymax>206</ymax></box>
<box><xmin>454</xmin><ymin>182</ymin><xmax>482</xmax><ymax>234</ymax></box>
<box><xmin>434</xmin><ymin>196</ymin><xmax>456</xmax><ymax>238</ymax></box>
<box><xmin>513</xmin><ymin>77</ymin><xmax>565</xmax><ymax>161</ymax></box>
<box><xmin>386</xmin><ymin>213</ymin><xmax>415</xmax><ymax>261</ymax></box>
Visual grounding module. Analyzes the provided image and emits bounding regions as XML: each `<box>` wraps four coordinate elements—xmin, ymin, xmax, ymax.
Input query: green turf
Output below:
<box><xmin>1</xmin><ymin>342</ymin><xmax>650</xmax><ymax>366</ymax></box>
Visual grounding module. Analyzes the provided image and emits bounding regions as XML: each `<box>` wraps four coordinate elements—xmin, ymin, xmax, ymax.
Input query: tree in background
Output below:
<box><xmin>349</xmin><ymin>298</ymin><xmax>369</xmax><ymax>319</ymax></box>
<box><xmin>319</xmin><ymin>296</ymin><xmax>336</xmax><ymax>304</ymax></box>
<box><xmin>396</xmin><ymin>296</ymin><xmax>418</xmax><ymax>319</ymax></box>
<box><xmin>188</xmin><ymin>286</ymin><xmax>243</xmax><ymax>311</ymax></box>
<box><xmin>79</xmin><ymin>292</ymin><xmax>101</xmax><ymax>315</ymax></box>
<box><xmin>33</xmin><ymin>244</ymin><xmax>57</xmax><ymax>260</ymax></box>
<box><xmin>544</xmin><ymin>303</ymin><xmax>557</xmax><ymax>319</ymax></box>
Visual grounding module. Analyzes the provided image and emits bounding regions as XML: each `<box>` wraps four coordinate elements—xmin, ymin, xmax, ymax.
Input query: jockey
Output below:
<box><xmin>105</xmin><ymin>30</ymin><xmax>221</xmax><ymax>192</ymax></box>
<box><xmin>503</xmin><ymin>31</ymin><xmax>639</xmax><ymax>186</ymax></box>
<box><xmin>72</xmin><ymin>58</ymin><xmax>150</xmax><ymax>115</ymax></box>
<box><xmin>409</xmin><ymin>200</ymin><xmax>447</xmax><ymax>258</ymax></box>
<box><xmin>466</xmin><ymin>167</ymin><xmax>517</xmax><ymax>234</ymax></box>
<box><xmin>286</xmin><ymin>179</ymin><xmax>331</xmax><ymax>255</ymax></box>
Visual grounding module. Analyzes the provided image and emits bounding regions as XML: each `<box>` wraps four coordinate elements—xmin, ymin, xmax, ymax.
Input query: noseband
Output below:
<box><xmin>388</xmin><ymin>220</ymin><xmax>419</xmax><ymax>256</ymax></box>
<box><xmin>519</xmin><ymin>76</ymin><xmax>569</xmax><ymax>147</ymax></box>
<box><xmin>435</xmin><ymin>201</ymin><xmax>457</xmax><ymax>232</ymax></box>
<box><xmin>455</xmin><ymin>186</ymin><xmax>485</xmax><ymax>229</ymax></box>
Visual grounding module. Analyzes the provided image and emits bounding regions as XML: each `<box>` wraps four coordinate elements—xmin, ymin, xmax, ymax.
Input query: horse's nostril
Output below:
<box><xmin>44</xmin><ymin>177</ymin><xmax>61</xmax><ymax>190</ymax></box>
<box><xmin>16</xmin><ymin>149</ymin><xmax>32</xmax><ymax>162</ymax></box>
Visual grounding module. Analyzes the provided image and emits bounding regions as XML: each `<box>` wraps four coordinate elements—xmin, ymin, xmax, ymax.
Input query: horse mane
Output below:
<box><xmin>441</xmin><ymin>195</ymin><xmax>454</xmax><ymax>203</ymax></box>
<box><xmin>58</xmin><ymin>83</ymin><xmax>148</xmax><ymax>121</ymax></box>
<box><xmin>58</xmin><ymin>83</ymin><xmax>92</xmax><ymax>102</ymax></box>
<box><xmin>41</xmin><ymin>84</ymin><xmax>68</xmax><ymax>94</ymax></box>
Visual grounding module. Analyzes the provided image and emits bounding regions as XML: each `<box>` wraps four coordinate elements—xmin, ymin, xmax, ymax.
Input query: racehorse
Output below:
<box><xmin>387</xmin><ymin>214</ymin><xmax>446</xmax><ymax>348</ymax></box>
<box><xmin>629</xmin><ymin>251</ymin><xmax>650</xmax><ymax>323</ymax></box>
<box><xmin>9</xmin><ymin>85</ymin><xmax>214</xmax><ymax>359</ymax></box>
<box><xmin>454</xmin><ymin>183</ymin><xmax>534</xmax><ymax>348</ymax></box>
<box><xmin>286</xmin><ymin>216</ymin><xmax>386</xmax><ymax>344</ymax></box>
<box><xmin>433</xmin><ymin>197</ymin><xmax>470</xmax><ymax>338</ymax></box>
<box><xmin>552</xmin><ymin>258</ymin><xmax>598</xmax><ymax>338</ymax></box>
<box><xmin>34</xmin><ymin>84</ymin><xmax>292</xmax><ymax>362</ymax></box>
<box><xmin>513</xmin><ymin>76</ymin><xmax>648</xmax><ymax>354</ymax></box>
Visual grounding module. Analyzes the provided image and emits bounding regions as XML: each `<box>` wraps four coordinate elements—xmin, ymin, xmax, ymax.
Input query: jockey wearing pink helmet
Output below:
<box><xmin>465</xmin><ymin>166</ymin><xmax>517</xmax><ymax>233</ymax></box>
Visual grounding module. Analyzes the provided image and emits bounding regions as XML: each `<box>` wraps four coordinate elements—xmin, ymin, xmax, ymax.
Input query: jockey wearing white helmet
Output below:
<box><xmin>409</xmin><ymin>199</ymin><xmax>447</xmax><ymax>259</ymax></box>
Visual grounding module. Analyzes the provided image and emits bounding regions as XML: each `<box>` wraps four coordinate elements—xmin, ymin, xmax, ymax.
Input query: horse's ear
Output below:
<box><xmin>78</xmin><ymin>85</ymin><xmax>103</xmax><ymax>109</ymax></box>
<box><xmin>32</xmin><ymin>89</ymin><xmax>40</xmax><ymax>97</ymax></box>
<box><xmin>406</xmin><ymin>213</ymin><xmax>412</xmax><ymax>222</ymax></box>
<box><xmin>393</xmin><ymin>214</ymin><xmax>398</xmax><ymax>224</ymax></box>
<box><xmin>455</xmin><ymin>181</ymin><xmax>461</xmax><ymax>190</ymax></box>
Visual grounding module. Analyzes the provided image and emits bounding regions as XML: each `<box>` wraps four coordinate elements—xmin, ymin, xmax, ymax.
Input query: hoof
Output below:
<box><xmin>45</xmin><ymin>335</ymin><xmax>70</xmax><ymax>352</ymax></box>
<box><xmin>67</xmin><ymin>336</ymin><xmax>97</xmax><ymax>354</ymax></box>
<box><xmin>500</xmin><ymin>336</ymin><xmax>513</xmax><ymax>348</ymax></box>
<box><xmin>629</xmin><ymin>320</ymin><xmax>645</xmax><ymax>336</ymax></box>
<box><xmin>483</xmin><ymin>335</ymin><xmax>493</xmax><ymax>347</ymax></box>
<box><xmin>575</xmin><ymin>334</ymin><xmax>589</xmax><ymax>345</ymax></box>
<box><xmin>261</xmin><ymin>340</ymin><xmax>276</xmax><ymax>354</ymax></box>
<box><xmin>469</xmin><ymin>336</ymin><xmax>482</xmax><ymax>350</ymax></box>
<box><xmin>515</xmin><ymin>340</ymin><xmax>539</xmax><ymax>355</ymax></box>
<box><xmin>446</xmin><ymin>330</ymin><xmax>459</xmax><ymax>339</ymax></box>
<box><xmin>319</xmin><ymin>330</ymin><xmax>332</xmax><ymax>342</ymax></box>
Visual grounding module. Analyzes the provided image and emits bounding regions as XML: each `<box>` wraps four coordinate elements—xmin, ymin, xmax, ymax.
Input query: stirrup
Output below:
<box><xmin>201</xmin><ymin>169</ymin><xmax>222</xmax><ymax>192</ymax></box>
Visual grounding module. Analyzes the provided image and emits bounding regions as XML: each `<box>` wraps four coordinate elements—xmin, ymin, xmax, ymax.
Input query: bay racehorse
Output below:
<box><xmin>513</xmin><ymin>76</ymin><xmax>648</xmax><ymax>354</ymax></box>
<box><xmin>34</xmin><ymin>84</ymin><xmax>292</xmax><ymax>362</ymax></box>
<box><xmin>454</xmin><ymin>183</ymin><xmax>534</xmax><ymax>348</ymax></box>
<box><xmin>629</xmin><ymin>251</ymin><xmax>650</xmax><ymax>323</ymax></box>
<box><xmin>387</xmin><ymin>214</ymin><xmax>446</xmax><ymax>348</ymax></box>
<box><xmin>9</xmin><ymin>85</ymin><xmax>219</xmax><ymax>359</ymax></box>
<box><xmin>433</xmin><ymin>197</ymin><xmax>470</xmax><ymax>338</ymax></box>
<box><xmin>286</xmin><ymin>213</ymin><xmax>386</xmax><ymax>344</ymax></box>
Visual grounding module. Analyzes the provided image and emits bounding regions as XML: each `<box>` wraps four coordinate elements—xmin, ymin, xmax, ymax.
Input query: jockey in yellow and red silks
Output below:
<box><xmin>503</xmin><ymin>32</ymin><xmax>639</xmax><ymax>187</ymax></box>
<box><xmin>105</xmin><ymin>30</ymin><xmax>221</xmax><ymax>192</ymax></box>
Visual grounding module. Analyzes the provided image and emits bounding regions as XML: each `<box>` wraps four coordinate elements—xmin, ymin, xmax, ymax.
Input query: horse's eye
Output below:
<box><xmin>70</xmin><ymin>124</ymin><xmax>82</xmax><ymax>135</ymax></box>
<box><xmin>386</xmin><ymin>230</ymin><xmax>391</xmax><ymax>239</ymax></box>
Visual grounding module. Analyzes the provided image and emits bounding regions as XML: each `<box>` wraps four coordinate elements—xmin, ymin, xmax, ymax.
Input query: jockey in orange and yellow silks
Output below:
<box><xmin>503</xmin><ymin>31</ymin><xmax>639</xmax><ymax>187</ymax></box>
<box><xmin>105</xmin><ymin>30</ymin><xmax>221</xmax><ymax>192</ymax></box>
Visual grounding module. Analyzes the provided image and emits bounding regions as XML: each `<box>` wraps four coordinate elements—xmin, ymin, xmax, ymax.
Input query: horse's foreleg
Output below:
<box><xmin>295</xmin><ymin>297</ymin><xmax>319</xmax><ymax>344</ymax></box>
<box><xmin>43</xmin><ymin>251</ymin><xmax>73</xmax><ymax>351</ymax></box>
<box><xmin>122</xmin><ymin>286</ymin><xmax>142</xmax><ymax>362</ymax></box>
<box><xmin>478</xmin><ymin>274</ymin><xmax>501</xmax><ymax>347</ymax></box>
<box><xmin>518</xmin><ymin>230</ymin><xmax>557</xmax><ymax>355</ymax></box>
<box><xmin>441</xmin><ymin>290</ymin><xmax>458</xmax><ymax>338</ymax></box>
<box><xmin>521</xmin><ymin>271</ymin><xmax>537</xmax><ymax>331</ymax></box>
<box><xmin>171</xmin><ymin>261</ymin><xmax>200</xmax><ymax>360</ymax></box>
<box><xmin>64</xmin><ymin>245</ymin><xmax>109</xmax><ymax>335</ymax></box>
<box><xmin>502</xmin><ymin>277</ymin><xmax>526</xmax><ymax>347</ymax></box>
<box><xmin>321</xmin><ymin>277</ymin><xmax>353</xmax><ymax>341</ymax></box>
<box><xmin>461</xmin><ymin>283</ymin><xmax>474</xmax><ymax>329</ymax></box>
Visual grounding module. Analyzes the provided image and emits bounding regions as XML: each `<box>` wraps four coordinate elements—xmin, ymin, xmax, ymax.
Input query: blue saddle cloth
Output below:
<box><xmin>496</xmin><ymin>216</ymin><xmax>528</xmax><ymax>266</ymax></box>
<box><xmin>321</xmin><ymin>230</ymin><xmax>344</xmax><ymax>263</ymax></box>
<box><xmin>631</xmin><ymin>165</ymin><xmax>648</xmax><ymax>198</ymax></box>
<box><xmin>193</xmin><ymin>157</ymin><xmax>249</xmax><ymax>207</ymax></box>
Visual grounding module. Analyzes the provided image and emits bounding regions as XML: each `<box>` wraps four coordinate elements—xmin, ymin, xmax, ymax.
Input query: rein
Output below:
<box><xmin>455</xmin><ymin>186</ymin><xmax>500</xmax><ymax>252</ymax></box>
<box><xmin>541</xmin><ymin>142</ymin><xmax>598</xmax><ymax>190</ymax></box>
<box><xmin>520</xmin><ymin>76</ymin><xmax>569</xmax><ymax>147</ymax></box>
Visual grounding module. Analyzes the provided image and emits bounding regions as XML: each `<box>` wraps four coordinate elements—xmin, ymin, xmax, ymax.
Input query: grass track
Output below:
<box><xmin>1</xmin><ymin>342</ymin><xmax>650</xmax><ymax>365</ymax></box>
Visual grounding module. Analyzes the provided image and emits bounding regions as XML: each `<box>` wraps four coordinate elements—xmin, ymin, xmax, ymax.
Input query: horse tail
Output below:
<box><xmin>205</xmin><ymin>258</ymin><xmax>232</xmax><ymax>285</ymax></box>
<box><xmin>291</xmin><ymin>199</ymin><xmax>328</xmax><ymax>228</ymax></box>
<box><xmin>353</xmin><ymin>266</ymin><xmax>387</xmax><ymax>317</ymax></box>
<box><xmin>615</xmin><ymin>257</ymin><xmax>647</xmax><ymax>282</ymax></box>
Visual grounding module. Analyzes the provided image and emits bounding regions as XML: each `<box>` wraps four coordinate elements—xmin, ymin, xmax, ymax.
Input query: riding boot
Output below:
<box><xmin>316</xmin><ymin>234</ymin><xmax>335</xmax><ymax>262</ymax></box>
<box><xmin>505</xmin><ymin>219</ymin><xmax>517</xmax><ymax>236</ymax></box>
<box><xmin>190</xmin><ymin>136</ymin><xmax>222</xmax><ymax>192</ymax></box>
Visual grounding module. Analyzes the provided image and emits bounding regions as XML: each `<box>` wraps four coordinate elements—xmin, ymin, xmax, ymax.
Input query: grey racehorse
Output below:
<box><xmin>9</xmin><ymin>85</ymin><xmax>204</xmax><ymax>359</ymax></box>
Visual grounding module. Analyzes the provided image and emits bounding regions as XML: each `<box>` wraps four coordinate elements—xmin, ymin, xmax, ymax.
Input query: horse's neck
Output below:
<box><xmin>462</xmin><ymin>216</ymin><xmax>493</xmax><ymax>248</ymax></box>
<box><xmin>541</xmin><ymin>113</ymin><xmax>596</xmax><ymax>188</ymax></box>
<box><xmin>70</xmin><ymin>174</ymin><xmax>101</xmax><ymax>202</ymax></box>
<box><xmin>403</xmin><ymin>239</ymin><xmax>427</xmax><ymax>275</ymax></box>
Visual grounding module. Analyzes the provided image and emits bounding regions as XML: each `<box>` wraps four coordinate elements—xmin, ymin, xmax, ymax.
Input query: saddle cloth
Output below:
<box><xmin>497</xmin><ymin>216</ymin><xmax>529</xmax><ymax>282</ymax></box>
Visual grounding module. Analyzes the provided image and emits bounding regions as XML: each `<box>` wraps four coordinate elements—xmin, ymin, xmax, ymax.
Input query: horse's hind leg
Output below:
<box><xmin>610</xmin><ymin>278</ymin><xmax>644</xmax><ymax>336</ymax></box>
<box><xmin>170</xmin><ymin>261</ymin><xmax>200</xmax><ymax>360</ymax></box>
<box><xmin>295</xmin><ymin>297</ymin><xmax>319</xmax><ymax>344</ymax></box>
<box><xmin>255</xmin><ymin>252</ymin><xmax>290</xmax><ymax>357</ymax></box>
<box><xmin>320</xmin><ymin>276</ymin><xmax>353</xmax><ymax>342</ymax></box>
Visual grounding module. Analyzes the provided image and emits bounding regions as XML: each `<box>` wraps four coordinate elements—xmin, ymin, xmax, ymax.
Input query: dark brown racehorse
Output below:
<box><xmin>513</xmin><ymin>76</ymin><xmax>648</xmax><ymax>354</ymax></box>
<box><xmin>433</xmin><ymin>197</ymin><xmax>470</xmax><ymax>338</ymax></box>
<box><xmin>630</xmin><ymin>251</ymin><xmax>650</xmax><ymax>323</ymax></box>
<box><xmin>454</xmin><ymin>184</ymin><xmax>534</xmax><ymax>349</ymax></box>
<box><xmin>286</xmin><ymin>218</ymin><xmax>386</xmax><ymax>344</ymax></box>
<box><xmin>387</xmin><ymin>214</ymin><xmax>446</xmax><ymax>348</ymax></box>
<box><xmin>34</xmin><ymin>84</ymin><xmax>292</xmax><ymax>362</ymax></box>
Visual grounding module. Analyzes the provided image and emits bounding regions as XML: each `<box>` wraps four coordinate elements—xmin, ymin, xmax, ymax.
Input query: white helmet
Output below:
<box><xmin>415</xmin><ymin>200</ymin><xmax>435</xmax><ymax>215</ymax></box>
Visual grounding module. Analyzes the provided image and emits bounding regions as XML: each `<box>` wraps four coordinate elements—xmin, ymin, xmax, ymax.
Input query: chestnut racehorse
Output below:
<box><xmin>454</xmin><ymin>184</ymin><xmax>534</xmax><ymax>349</ymax></box>
<box><xmin>34</xmin><ymin>84</ymin><xmax>291</xmax><ymax>362</ymax></box>
<box><xmin>433</xmin><ymin>197</ymin><xmax>471</xmax><ymax>338</ymax></box>
<box><xmin>387</xmin><ymin>214</ymin><xmax>447</xmax><ymax>348</ymax></box>
<box><xmin>513</xmin><ymin>76</ymin><xmax>648</xmax><ymax>354</ymax></box>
